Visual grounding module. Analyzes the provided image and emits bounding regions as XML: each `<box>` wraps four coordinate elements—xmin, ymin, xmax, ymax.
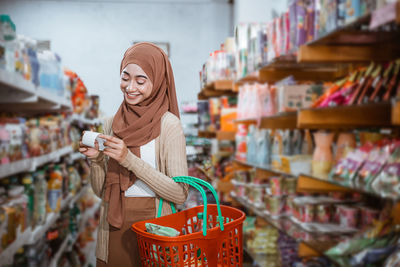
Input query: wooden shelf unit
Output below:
<box><xmin>298</xmin><ymin>2</ymin><xmax>400</xmax><ymax>63</ymax></box>
<box><xmin>198</xmin><ymin>80</ymin><xmax>236</xmax><ymax>100</ymax></box>
<box><xmin>297</xmin><ymin>102</ymin><xmax>392</xmax><ymax>129</ymax></box>
<box><xmin>198</xmin><ymin>130</ymin><xmax>216</xmax><ymax>139</ymax></box>
<box><xmin>231</xmin><ymin>193</ymin><xmax>339</xmax><ymax>255</ymax></box>
<box><xmin>234</xmin><ymin>112</ymin><xmax>297</xmax><ymax>129</ymax></box>
<box><xmin>260</xmin><ymin>112</ymin><xmax>297</xmax><ymax>129</ymax></box>
<box><xmin>393</xmin><ymin>100</ymin><xmax>400</xmax><ymax>125</ymax></box>
<box><xmin>216</xmin><ymin>130</ymin><xmax>236</xmax><ymax>141</ymax></box>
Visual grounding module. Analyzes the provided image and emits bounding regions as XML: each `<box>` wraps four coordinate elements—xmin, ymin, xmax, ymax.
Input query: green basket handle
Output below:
<box><xmin>157</xmin><ymin>176</ymin><xmax>224</xmax><ymax>236</ymax></box>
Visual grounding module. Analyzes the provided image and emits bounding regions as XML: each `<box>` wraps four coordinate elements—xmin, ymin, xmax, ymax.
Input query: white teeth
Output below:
<box><xmin>127</xmin><ymin>93</ymin><xmax>139</xmax><ymax>96</ymax></box>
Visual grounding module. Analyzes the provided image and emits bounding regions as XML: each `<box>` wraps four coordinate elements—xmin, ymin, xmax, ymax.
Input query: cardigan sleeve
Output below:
<box><xmin>120</xmin><ymin>122</ymin><xmax>189</xmax><ymax>205</ymax></box>
<box><xmin>88</xmin><ymin>117</ymin><xmax>113</xmax><ymax>198</ymax></box>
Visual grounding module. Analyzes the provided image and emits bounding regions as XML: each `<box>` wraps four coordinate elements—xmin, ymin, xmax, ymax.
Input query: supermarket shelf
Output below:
<box><xmin>69</xmin><ymin>152</ymin><xmax>86</xmax><ymax>163</ymax></box>
<box><xmin>83</xmin><ymin>228</ymin><xmax>98</xmax><ymax>267</ymax></box>
<box><xmin>234</xmin><ymin>117</ymin><xmax>257</xmax><ymax>125</ymax></box>
<box><xmin>49</xmin><ymin>234</ymin><xmax>71</xmax><ymax>267</ymax></box>
<box><xmin>0</xmin><ymin>69</ymin><xmax>72</xmax><ymax>112</ymax></box>
<box><xmin>235</xmin><ymin>71</ymin><xmax>260</xmax><ymax>86</ymax></box>
<box><xmin>297</xmin><ymin>174</ymin><xmax>352</xmax><ymax>194</ymax></box>
<box><xmin>261</xmin><ymin>67</ymin><xmax>342</xmax><ymax>83</ymax></box>
<box><xmin>0</xmin><ymin>227</ymin><xmax>32</xmax><ymax>266</ymax></box>
<box><xmin>0</xmin><ymin>69</ymin><xmax>37</xmax><ymax>102</ymax></box>
<box><xmin>298</xmin><ymin>44</ymin><xmax>400</xmax><ymax>63</ymax></box>
<box><xmin>258</xmin><ymin>54</ymin><xmax>345</xmax><ymax>82</ymax></box>
<box><xmin>0</xmin><ymin>182</ymin><xmax>90</xmax><ymax>265</ymax></box>
<box><xmin>297</xmin><ymin>102</ymin><xmax>392</xmax><ymax>129</ymax></box>
<box><xmin>234</xmin><ymin>159</ymin><xmax>294</xmax><ymax>177</ymax></box>
<box><xmin>235</xmin><ymin>112</ymin><xmax>298</xmax><ymax>129</ymax></box>
<box><xmin>297</xmin><ymin>173</ymin><xmax>395</xmax><ymax>200</ymax></box>
<box><xmin>28</xmin><ymin>212</ymin><xmax>60</xmax><ymax>245</ymax></box>
<box><xmin>198</xmin><ymin>80</ymin><xmax>237</xmax><ymax>100</ymax></box>
<box><xmin>29</xmin><ymin>186</ymin><xmax>88</xmax><ymax>244</ymax></box>
<box><xmin>243</xmin><ymin>247</ymin><xmax>275</xmax><ymax>267</ymax></box>
<box><xmin>198</xmin><ymin>130</ymin><xmax>217</xmax><ymax>139</ymax></box>
<box><xmin>216</xmin><ymin>130</ymin><xmax>236</xmax><ymax>141</ymax></box>
<box><xmin>393</xmin><ymin>100</ymin><xmax>400</xmax><ymax>125</ymax></box>
<box><xmin>230</xmin><ymin>193</ymin><xmax>337</xmax><ymax>253</ymax></box>
<box><xmin>298</xmin><ymin>2</ymin><xmax>400</xmax><ymax>63</ymax></box>
<box><xmin>0</xmin><ymin>146</ymin><xmax>73</xmax><ymax>179</ymax></box>
<box><xmin>260</xmin><ymin>112</ymin><xmax>297</xmax><ymax>129</ymax></box>
<box><xmin>234</xmin><ymin>159</ymin><xmax>394</xmax><ymax>199</ymax></box>
<box><xmin>305</xmin><ymin>1</ymin><xmax>400</xmax><ymax>47</ymax></box>
<box><xmin>66</xmin><ymin>184</ymin><xmax>90</xmax><ymax>209</ymax></box>
<box><xmin>37</xmin><ymin>87</ymin><xmax>71</xmax><ymax>110</ymax></box>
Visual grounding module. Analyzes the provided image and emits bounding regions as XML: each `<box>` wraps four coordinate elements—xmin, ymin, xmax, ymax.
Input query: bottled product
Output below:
<box><xmin>46</xmin><ymin>165</ymin><xmax>62</xmax><ymax>213</ymax></box>
<box><xmin>33</xmin><ymin>170</ymin><xmax>47</xmax><ymax>225</ymax></box>
<box><xmin>60</xmin><ymin>163</ymin><xmax>69</xmax><ymax>199</ymax></box>
<box><xmin>21</xmin><ymin>173</ymin><xmax>34</xmax><ymax>227</ymax></box>
<box><xmin>68</xmin><ymin>165</ymin><xmax>81</xmax><ymax>195</ymax></box>
<box><xmin>0</xmin><ymin>15</ymin><xmax>16</xmax><ymax>41</ymax></box>
<box><xmin>5</xmin><ymin>186</ymin><xmax>28</xmax><ymax>245</ymax></box>
<box><xmin>312</xmin><ymin>131</ymin><xmax>334</xmax><ymax>177</ymax></box>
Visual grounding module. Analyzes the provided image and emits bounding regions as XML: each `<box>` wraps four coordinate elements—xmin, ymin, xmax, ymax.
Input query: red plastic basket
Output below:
<box><xmin>131</xmin><ymin>176</ymin><xmax>246</xmax><ymax>267</ymax></box>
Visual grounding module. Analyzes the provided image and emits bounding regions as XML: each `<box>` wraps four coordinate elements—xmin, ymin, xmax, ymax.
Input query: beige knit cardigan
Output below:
<box><xmin>89</xmin><ymin>112</ymin><xmax>189</xmax><ymax>263</ymax></box>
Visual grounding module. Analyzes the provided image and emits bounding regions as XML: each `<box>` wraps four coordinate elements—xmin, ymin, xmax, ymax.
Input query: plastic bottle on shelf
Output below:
<box><xmin>22</xmin><ymin>173</ymin><xmax>35</xmax><ymax>227</ymax></box>
<box><xmin>33</xmin><ymin>170</ymin><xmax>47</xmax><ymax>225</ymax></box>
<box><xmin>60</xmin><ymin>163</ymin><xmax>69</xmax><ymax>199</ymax></box>
<box><xmin>67</xmin><ymin>165</ymin><xmax>81</xmax><ymax>196</ymax></box>
<box><xmin>7</xmin><ymin>186</ymin><xmax>28</xmax><ymax>239</ymax></box>
<box><xmin>46</xmin><ymin>165</ymin><xmax>62</xmax><ymax>213</ymax></box>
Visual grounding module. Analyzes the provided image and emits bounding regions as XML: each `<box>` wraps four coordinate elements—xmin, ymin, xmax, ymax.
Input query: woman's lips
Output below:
<box><xmin>125</xmin><ymin>92</ymin><xmax>141</xmax><ymax>100</ymax></box>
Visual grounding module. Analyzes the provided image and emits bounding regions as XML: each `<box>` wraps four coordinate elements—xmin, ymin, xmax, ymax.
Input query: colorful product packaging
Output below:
<box><xmin>371</xmin><ymin>144</ymin><xmax>400</xmax><ymax>199</ymax></box>
<box><xmin>284</xmin><ymin>177</ymin><xmax>297</xmax><ymax>195</ymax></box>
<box><xmin>315</xmin><ymin>204</ymin><xmax>331</xmax><ymax>223</ymax></box>
<box><xmin>265</xmin><ymin>195</ymin><xmax>286</xmax><ymax>217</ymax></box>
<box><xmin>269</xmin><ymin>176</ymin><xmax>284</xmax><ymax>196</ymax></box>
<box><xmin>360</xmin><ymin>206</ymin><xmax>380</xmax><ymax>228</ymax></box>
<box><xmin>318</xmin><ymin>0</ymin><xmax>338</xmax><ymax>37</ymax></box>
<box><xmin>337</xmin><ymin>205</ymin><xmax>359</xmax><ymax>228</ymax></box>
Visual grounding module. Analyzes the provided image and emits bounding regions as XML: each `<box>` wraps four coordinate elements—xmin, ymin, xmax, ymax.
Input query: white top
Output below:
<box><xmin>124</xmin><ymin>139</ymin><xmax>156</xmax><ymax>197</ymax></box>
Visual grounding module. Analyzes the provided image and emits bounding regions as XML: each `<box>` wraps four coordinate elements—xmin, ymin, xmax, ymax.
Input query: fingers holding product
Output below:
<box><xmin>82</xmin><ymin>131</ymin><xmax>106</xmax><ymax>151</ymax></box>
<box><xmin>101</xmin><ymin>135</ymin><xmax>128</xmax><ymax>163</ymax></box>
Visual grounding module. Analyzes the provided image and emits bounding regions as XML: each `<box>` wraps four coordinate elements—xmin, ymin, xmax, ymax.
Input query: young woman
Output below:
<box><xmin>79</xmin><ymin>42</ymin><xmax>188</xmax><ymax>266</ymax></box>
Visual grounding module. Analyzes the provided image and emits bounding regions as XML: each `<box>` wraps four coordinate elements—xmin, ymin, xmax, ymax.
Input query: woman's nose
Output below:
<box><xmin>125</xmin><ymin>80</ymin><xmax>137</xmax><ymax>92</ymax></box>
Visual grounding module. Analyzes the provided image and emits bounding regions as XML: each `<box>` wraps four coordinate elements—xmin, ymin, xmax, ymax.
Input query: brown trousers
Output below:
<box><xmin>97</xmin><ymin>197</ymin><xmax>155</xmax><ymax>267</ymax></box>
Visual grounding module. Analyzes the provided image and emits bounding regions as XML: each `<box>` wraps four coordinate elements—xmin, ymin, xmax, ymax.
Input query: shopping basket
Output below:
<box><xmin>131</xmin><ymin>176</ymin><xmax>246</xmax><ymax>267</ymax></box>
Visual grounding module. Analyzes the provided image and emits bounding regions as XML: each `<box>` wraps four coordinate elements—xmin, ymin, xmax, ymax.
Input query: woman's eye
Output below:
<box><xmin>137</xmin><ymin>81</ymin><xmax>145</xmax><ymax>85</ymax></box>
<box><xmin>122</xmin><ymin>78</ymin><xmax>129</xmax><ymax>82</ymax></box>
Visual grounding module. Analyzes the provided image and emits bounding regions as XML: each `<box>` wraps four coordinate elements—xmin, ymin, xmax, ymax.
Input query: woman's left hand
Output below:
<box><xmin>100</xmin><ymin>134</ymin><xmax>128</xmax><ymax>163</ymax></box>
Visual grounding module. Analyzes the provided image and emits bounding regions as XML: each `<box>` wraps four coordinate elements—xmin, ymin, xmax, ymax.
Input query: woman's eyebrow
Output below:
<box><xmin>122</xmin><ymin>70</ymin><xmax>130</xmax><ymax>76</ymax></box>
<box><xmin>135</xmin><ymin>75</ymin><xmax>148</xmax><ymax>79</ymax></box>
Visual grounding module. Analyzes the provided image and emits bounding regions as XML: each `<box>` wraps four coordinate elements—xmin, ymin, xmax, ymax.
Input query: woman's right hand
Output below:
<box><xmin>79</xmin><ymin>131</ymin><xmax>100</xmax><ymax>159</ymax></box>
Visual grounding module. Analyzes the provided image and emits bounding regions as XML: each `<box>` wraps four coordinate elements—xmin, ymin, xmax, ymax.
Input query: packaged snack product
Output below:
<box><xmin>338</xmin><ymin>205</ymin><xmax>359</xmax><ymax>228</ymax></box>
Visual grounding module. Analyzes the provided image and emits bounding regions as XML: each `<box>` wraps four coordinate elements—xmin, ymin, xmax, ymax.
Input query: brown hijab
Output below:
<box><xmin>105</xmin><ymin>42</ymin><xmax>180</xmax><ymax>228</ymax></box>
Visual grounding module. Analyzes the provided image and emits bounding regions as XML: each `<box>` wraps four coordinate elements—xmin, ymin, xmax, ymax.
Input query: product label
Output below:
<box><xmin>383</xmin><ymin>163</ymin><xmax>400</xmax><ymax>177</ymax></box>
<box><xmin>47</xmin><ymin>189</ymin><xmax>61</xmax><ymax>212</ymax></box>
<box><xmin>362</xmin><ymin>161</ymin><xmax>384</xmax><ymax>175</ymax></box>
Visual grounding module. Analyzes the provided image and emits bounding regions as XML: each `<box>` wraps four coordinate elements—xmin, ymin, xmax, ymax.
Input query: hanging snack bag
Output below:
<box><xmin>371</xmin><ymin>143</ymin><xmax>400</xmax><ymax>199</ymax></box>
<box><xmin>329</xmin><ymin>144</ymin><xmax>371</xmax><ymax>186</ymax></box>
<box><xmin>354</xmin><ymin>145</ymin><xmax>391</xmax><ymax>191</ymax></box>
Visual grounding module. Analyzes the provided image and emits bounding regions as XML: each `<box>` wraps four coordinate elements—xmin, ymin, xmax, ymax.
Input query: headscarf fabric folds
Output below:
<box><xmin>105</xmin><ymin>42</ymin><xmax>180</xmax><ymax>228</ymax></box>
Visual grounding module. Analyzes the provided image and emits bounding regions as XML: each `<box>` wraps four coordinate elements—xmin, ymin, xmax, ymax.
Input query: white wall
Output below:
<box><xmin>234</xmin><ymin>0</ymin><xmax>288</xmax><ymax>25</ymax></box>
<box><xmin>0</xmin><ymin>0</ymin><xmax>232</xmax><ymax>116</ymax></box>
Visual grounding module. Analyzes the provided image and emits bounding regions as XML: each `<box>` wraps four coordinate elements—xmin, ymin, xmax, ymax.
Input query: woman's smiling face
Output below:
<box><xmin>120</xmin><ymin>64</ymin><xmax>153</xmax><ymax>105</ymax></box>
